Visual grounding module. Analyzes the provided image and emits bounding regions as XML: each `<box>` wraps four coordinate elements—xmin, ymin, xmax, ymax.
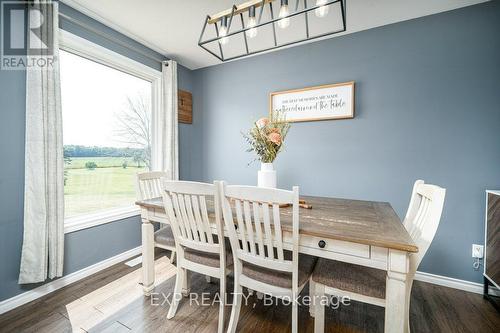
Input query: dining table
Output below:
<box><xmin>136</xmin><ymin>195</ymin><xmax>418</xmax><ymax>333</ymax></box>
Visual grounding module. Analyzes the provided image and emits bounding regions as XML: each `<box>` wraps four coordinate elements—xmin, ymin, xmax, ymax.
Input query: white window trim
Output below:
<box><xmin>64</xmin><ymin>206</ymin><xmax>140</xmax><ymax>234</ymax></box>
<box><xmin>59</xmin><ymin>30</ymin><xmax>162</xmax><ymax>234</ymax></box>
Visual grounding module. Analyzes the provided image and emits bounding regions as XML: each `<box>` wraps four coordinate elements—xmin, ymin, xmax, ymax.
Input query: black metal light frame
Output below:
<box><xmin>198</xmin><ymin>0</ymin><xmax>346</xmax><ymax>62</ymax></box>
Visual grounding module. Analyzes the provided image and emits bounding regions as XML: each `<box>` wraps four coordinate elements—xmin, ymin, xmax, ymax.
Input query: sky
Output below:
<box><xmin>59</xmin><ymin>50</ymin><xmax>151</xmax><ymax>148</ymax></box>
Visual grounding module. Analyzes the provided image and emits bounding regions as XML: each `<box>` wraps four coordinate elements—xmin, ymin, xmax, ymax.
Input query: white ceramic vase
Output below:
<box><xmin>257</xmin><ymin>162</ymin><xmax>277</xmax><ymax>188</ymax></box>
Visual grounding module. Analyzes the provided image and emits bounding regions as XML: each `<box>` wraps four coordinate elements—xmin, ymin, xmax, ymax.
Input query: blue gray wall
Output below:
<box><xmin>0</xmin><ymin>1</ymin><xmax>195</xmax><ymax>302</ymax></box>
<box><xmin>192</xmin><ymin>1</ymin><xmax>500</xmax><ymax>283</ymax></box>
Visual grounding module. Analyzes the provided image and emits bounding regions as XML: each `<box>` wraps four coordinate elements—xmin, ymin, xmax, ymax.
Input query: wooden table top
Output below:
<box><xmin>136</xmin><ymin>195</ymin><xmax>418</xmax><ymax>253</ymax></box>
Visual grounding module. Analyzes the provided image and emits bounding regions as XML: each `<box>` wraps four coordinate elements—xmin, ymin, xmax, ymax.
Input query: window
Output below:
<box><xmin>59</xmin><ymin>31</ymin><xmax>161</xmax><ymax>232</ymax></box>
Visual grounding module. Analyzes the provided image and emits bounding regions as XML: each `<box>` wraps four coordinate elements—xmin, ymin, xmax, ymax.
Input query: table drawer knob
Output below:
<box><xmin>318</xmin><ymin>240</ymin><xmax>326</xmax><ymax>248</ymax></box>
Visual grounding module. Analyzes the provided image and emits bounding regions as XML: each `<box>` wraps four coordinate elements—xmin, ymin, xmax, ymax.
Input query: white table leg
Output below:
<box><xmin>384</xmin><ymin>249</ymin><xmax>410</xmax><ymax>333</ymax></box>
<box><xmin>142</xmin><ymin>218</ymin><xmax>155</xmax><ymax>296</ymax></box>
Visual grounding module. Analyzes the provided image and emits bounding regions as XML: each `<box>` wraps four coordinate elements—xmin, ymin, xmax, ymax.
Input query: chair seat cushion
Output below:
<box><xmin>242</xmin><ymin>253</ymin><xmax>317</xmax><ymax>289</ymax></box>
<box><xmin>312</xmin><ymin>258</ymin><xmax>386</xmax><ymax>299</ymax></box>
<box><xmin>184</xmin><ymin>240</ymin><xmax>233</xmax><ymax>268</ymax></box>
<box><xmin>154</xmin><ymin>226</ymin><xmax>175</xmax><ymax>248</ymax></box>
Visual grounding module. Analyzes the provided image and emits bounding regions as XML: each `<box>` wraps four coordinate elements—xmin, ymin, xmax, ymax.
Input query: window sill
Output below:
<box><xmin>64</xmin><ymin>206</ymin><xmax>140</xmax><ymax>234</ymax></box>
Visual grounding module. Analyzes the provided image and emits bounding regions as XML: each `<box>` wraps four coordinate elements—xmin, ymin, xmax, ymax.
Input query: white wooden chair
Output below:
<box><xmin>161</xmin><ymin>180</ymin><xmax>231</xmax><ymax>333</ymax></box>
<box><xmin>311</xmin><ymin>180</ymin><xmax>446</xmax><ymax>333</ymax></box>
<box><xmin>136</xmin><ymin>172</ymin><xmax>177</xmax><ymax>263</ymax></box>
<box><xmin>219</xmin><ymin>182</ymin><xmax>317</xmax><ymax>333</ymax></box>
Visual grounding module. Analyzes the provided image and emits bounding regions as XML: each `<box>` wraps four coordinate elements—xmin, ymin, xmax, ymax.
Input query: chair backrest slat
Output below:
<box><xmin>243</xmin><ymin>200</ymin><xmax>257</xmax><ymax>255</ymax></box>
<box><xmin>191</xmin><ymin>195</ymin><xmax>211</xmax><ymax>244</ymax></box>
<box><xmin>168</xmin><ymin>193</ymin><xmax>183</xmax><ymax>239</ymax></box>
<box><xmin>190</xmin><ymin>195</ymin><xmax>203</xmax><ymax>242</ymax></box>
<box><xmin>174</xmin><ymin>193</ymin><xmax>193</xmax><ymax>241</ymax></box>
<box><xmin>272</xmin><ymin>204</ymin><xmax>285</xmax><ymax>261</ymax></box>
<box><xmin>403</xmin><ymin>180</ymin><xmax>446</xmax><ymax>275</ymax></box>
<box><xmin>252</xmin><ymin>202</ymin><xmax>266</xmax><ymax>257</ymax></box>
<box><xmin>154</xmin><ymin>179</ymin><xmax>163</xmax><ymax>197</ymax></box>
<box><xmin>234</xmin><ymin>200</ymin><xmax>249</xmax><ymax>252</ymax></box>
<box><xmin>136</xmin><ymin>171</ymin><xmax>169</xmax><ymax>201</ymax></box>
<box><xmin>220</xmin><ymin>183</ymin><xmax>299</xmax><ymax>275</ymax></box>
<box><xmin>199</xmin><ymin>196</ymin><xmax>215</xmax><ymax>243</ymax></box>
<box><xmin>262</xmin><ymin>203</ymin><xmax>275</xmax><ymax>259</ymax></box>
<box><xmin>147</xmin><ymin>180</ymin><xmax>154</xmax><ymax>197</ymax></box>
<box><xmin>184</xmin><ymin>194</ymin><xmax>201</xmax><ymax>242</ymax></box>
<box><xmin>162</xmin><ymin>181</ymin><xmax>223</xmax><ymax>255</ymax></box>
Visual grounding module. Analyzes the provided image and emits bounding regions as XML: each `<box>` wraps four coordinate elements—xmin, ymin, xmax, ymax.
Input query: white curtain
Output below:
<box><xmin>19</xmin><ymin>1</ymin><xmax>64</xmax><ymax>283</ymax></box>
<box><xmin>155</xmin><ymin>60</ymin><xmax>179</xmax><ymax>180</ymax></box>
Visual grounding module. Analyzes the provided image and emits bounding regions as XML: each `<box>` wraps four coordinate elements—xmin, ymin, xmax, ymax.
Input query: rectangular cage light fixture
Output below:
<box><xmin>199</xmin><ymin>0</ymin><xmax>346</xmax><ymax>62</ymax></box>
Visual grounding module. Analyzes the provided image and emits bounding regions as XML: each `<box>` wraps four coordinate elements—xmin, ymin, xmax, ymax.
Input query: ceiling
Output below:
<box><xmin>62</xmin><ymin>0</ymin><xmax>487</xmax><ymax>70</ymax></box>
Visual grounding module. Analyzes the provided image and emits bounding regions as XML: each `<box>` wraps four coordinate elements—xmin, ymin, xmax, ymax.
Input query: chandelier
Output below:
<box><xmin>199</xmin><ymin>0</ymin><xmax>346</xmax><ymax>62</ymax></box>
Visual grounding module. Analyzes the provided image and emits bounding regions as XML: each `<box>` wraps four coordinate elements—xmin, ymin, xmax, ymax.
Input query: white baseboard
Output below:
<box><xmin>0</xmin><ymin>246</ymin><xmax>142</xmax><ymax>315</ymax></box>
<box><xmin>0</xmin><ymin>250</ymin><xmax>488</xmax><ymax>315</ymax></box>
<box><xmin>414</xmin><ymin>271</ymin><xmax>483</xmax><ymax>294</ymax></box>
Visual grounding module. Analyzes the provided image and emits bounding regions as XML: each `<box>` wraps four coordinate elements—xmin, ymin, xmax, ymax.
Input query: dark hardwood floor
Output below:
<box><xmin>0</xmin><ymin>250</ymin><xmax>498</xmax><ymax>333</ymax></box>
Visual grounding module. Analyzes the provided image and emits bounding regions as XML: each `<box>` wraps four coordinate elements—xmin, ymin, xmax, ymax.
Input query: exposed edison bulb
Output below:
<box><xmin>278</xmin><ymin>4</ymin><xmax>290</xmax><ymax>29</ymax></box>
<box><xmin>219</xmin><ymin>17</ymin><xmax>229</xmax><ymax>45</ymax></box>
<box><xmin>219</xmin><ymin>27</ymin><xmax>229</xmax><ymax>45</ymax></box>
<box><xmin>315</xmin><ymin>0</ymin><xmax>329</xmax><ymax>18</ymax></box>
<box><xmin>246</xmin><ymin>6</ymin><xmax>258</xmax><ymax>38</ymax></box>
<box><xmin>246</xmin><ymin>16</ymin><xmax>258</xmax><ymax>38</ymax></box>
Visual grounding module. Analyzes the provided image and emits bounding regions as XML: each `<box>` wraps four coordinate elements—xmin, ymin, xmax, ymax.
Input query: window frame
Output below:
<box><xmin>59</xmin><ymin>30</ymin><xmax>162</xmax><ymax>234</ymax></box>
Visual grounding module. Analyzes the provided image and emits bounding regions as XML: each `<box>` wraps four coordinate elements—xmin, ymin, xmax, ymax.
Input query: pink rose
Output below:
<box><xmin>256</xmin><ymin>117</ymin><xmax>269</xmax><ymax>129</ymax></box>
<box><xmin>268</xmin><ymin>132</ymin><xmax>282</xmax><ymax>145</ymax></box>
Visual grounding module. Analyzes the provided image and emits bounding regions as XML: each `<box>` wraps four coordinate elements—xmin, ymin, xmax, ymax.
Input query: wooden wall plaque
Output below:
<box><xmin>178</xmin><ymin>90</ymin><xmax>192</xmax><ymax>124</ymax></box>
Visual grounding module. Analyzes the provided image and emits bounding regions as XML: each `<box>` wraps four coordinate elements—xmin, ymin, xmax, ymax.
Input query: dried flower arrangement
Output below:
<box><xmin>243</xmin><ymin>111</ymin><xmax>290</xmax><ymax>164</ymax></box>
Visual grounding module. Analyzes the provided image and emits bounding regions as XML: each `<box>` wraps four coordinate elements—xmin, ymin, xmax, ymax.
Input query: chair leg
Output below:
<box><xmin>181</xmin><ymin>268</ymin><xmax>190</xmax><ymax>297</ymax></box>
<box><xmin>227</xmin><ymin>282</ymin><xmax>242</xmax><ymax>333</ymax></box>
<box><xmin>217</xmin><ymin>274</ymin><xmax>226</xmax><ymax>333</ymax></box>
<box><xmin>292</xmin><ymin>294</ymin><xmax>298</xmax><ymax>333</ymax></box>
<box><xmin>314</xmin><ymin>284</ymin><xmax>325</xmax><ymax>333</ymax></box>
<box><xmin>169</xmin><ymin>250</ymin><xmax>176</xmax><ymax>265</ymax></box>
<box><xmin>167</xmin><ymin>266</ymin><xmax>185</xmax><ymax>319</ymax></box>
<box><xmin>309</xmin><ymin>278</ymin><xmax>316</xmax><ymax>317</ymax></box>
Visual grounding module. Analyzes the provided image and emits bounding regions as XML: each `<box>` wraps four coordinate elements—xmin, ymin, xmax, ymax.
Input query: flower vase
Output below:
<box><xmin>257</xmin><ymin>162</ymin><xmax>277</xmax><ymax>188</ymax></box>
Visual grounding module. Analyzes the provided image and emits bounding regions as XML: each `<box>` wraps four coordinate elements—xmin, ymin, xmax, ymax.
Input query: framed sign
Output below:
<box><xmin>269</xmin><ymin>81</ymin><xmax>355</xmax><ymax>122</ymax></box>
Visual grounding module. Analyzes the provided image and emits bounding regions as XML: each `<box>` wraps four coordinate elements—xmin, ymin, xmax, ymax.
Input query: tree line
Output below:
<box><xmin>63</xmin><ymin>145</ymin><xmax>145</xmax><ymax>158</ymax></box>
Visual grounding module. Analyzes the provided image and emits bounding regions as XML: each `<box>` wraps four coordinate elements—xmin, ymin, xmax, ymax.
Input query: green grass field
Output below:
<box><xmin>64</xmin><ymin>157</ymin><xmax>145</xmax><ymax>218</ymax></box>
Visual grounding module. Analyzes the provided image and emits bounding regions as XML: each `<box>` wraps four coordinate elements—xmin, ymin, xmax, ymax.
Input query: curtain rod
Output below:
<box><xmin>58</xmin><ymin>12</ymin><xmax>168</xmax><ymax>64</ymax></box>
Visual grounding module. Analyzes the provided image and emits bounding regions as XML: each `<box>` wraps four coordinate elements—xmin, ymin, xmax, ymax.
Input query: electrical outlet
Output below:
<box><xmin>472</xmin><ymin>244</ymin><xmax>484</xmax><ymax>259</ymax></box>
